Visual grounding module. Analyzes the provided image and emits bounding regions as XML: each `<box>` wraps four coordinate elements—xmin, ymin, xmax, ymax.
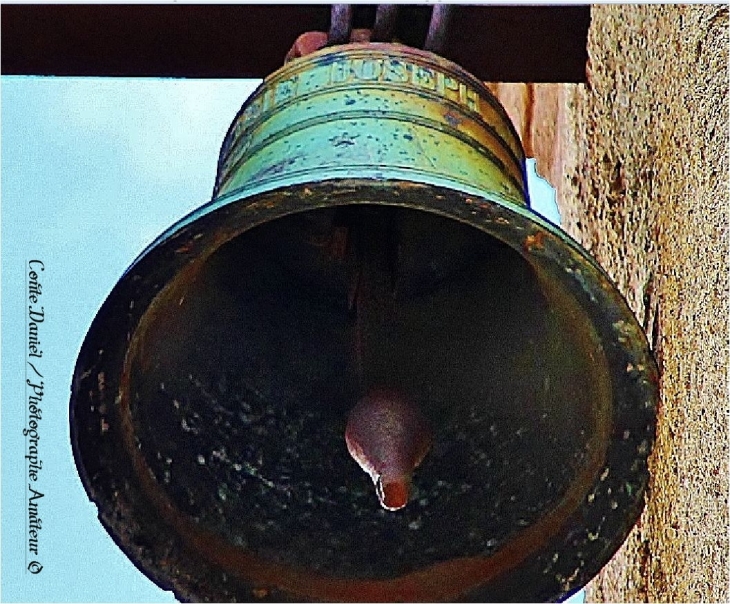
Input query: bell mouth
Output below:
<box><xmin>72</xmin><ymin>34</ymin><xmax>656</xmax><ymax>604</ymax></box>
<box><xmin>71</xmin><ymin>179</ymin><xmax>657</xmax><ymax>602</ymax></box>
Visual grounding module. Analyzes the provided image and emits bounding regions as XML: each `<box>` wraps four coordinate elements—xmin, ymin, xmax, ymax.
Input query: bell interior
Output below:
<box><xmin>125</xmin><ymin>203</ymin><xmax>610</xmax><ymax>582</ymax></box>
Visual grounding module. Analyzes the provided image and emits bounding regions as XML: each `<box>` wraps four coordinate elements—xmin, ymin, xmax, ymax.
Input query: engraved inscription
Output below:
<box><xmin>241</xmin><ymin>95</ymin><xmax>263</xmax><ymax>123</ymax></box>
<box><xmin>221</xmin><ymin>55</ymin><xmax>485</xmax><ymax>177</ymax></box>
<box><xmin>352</xmin><ymin>58</ymin><xmax>382</xmax><ymax>81</ymax></box>
<box><xmin>235</xmin><ymin>57</ymin><xmax>480</xmax><ymax>134</ymax></box>
<box><xmin>274</xmin><ymin>78</ymin><xmax>298</xmax><ymax>104</ymax></box>
<box><xmin>383</xmin><ymin>59</ymin><xmax>409</xmax><ymax>84</ymax></box>
<box><xmin>331</xmin><ymin>60</ymin><xmax>350</xmax><ymax>84</ymax></box>
<box><xmin>462</xmin><ymin>86</ymin><xmax>479</xmax><ymax>111</ymax></box>
<box><xmin>442</xmin><ymin>74</ymin><xmax>460</xmax><ymax>95</ymax></box>
<box><xmin>329</xmin><ymin>57</ymin><xmax>481</xmax><ymax>112</ymax></box>
<box><xmin>413</xmin><ymin>66</ymin><xmax>436</xmax><ymax>90</ymax></box>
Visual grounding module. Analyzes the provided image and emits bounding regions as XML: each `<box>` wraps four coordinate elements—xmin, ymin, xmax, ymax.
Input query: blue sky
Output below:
<box><xmin>2</xmin><ymin>76</ymin><xmax>571</xmax><ymax>602</ymax></box>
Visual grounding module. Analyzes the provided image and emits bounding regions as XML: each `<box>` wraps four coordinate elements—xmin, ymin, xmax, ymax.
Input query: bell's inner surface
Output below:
<box><xmin>125</xmin><ymin>203</ymin><xmax>610</xmax><ymax>583</ymax></box>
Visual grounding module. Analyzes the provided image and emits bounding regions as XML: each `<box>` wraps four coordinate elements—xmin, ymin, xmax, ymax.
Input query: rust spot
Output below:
<box><xmin>443</xmin><ymin>111</ymin><xmax>463</xmax><ymax>128</ymax></box>
<box><xmin>175</xmin><ymin>241</ymin><xmax>194</xmax><ymax>254</ymax></box>
<box><xmin>523</xmin><ymin>231</ymin><xmax>546</xmax><ymax>252</ymax></box>
<box><xmin>252</xmin><ymin>587</ymin><xmax>269</xmax><ymax>599</ymax></box>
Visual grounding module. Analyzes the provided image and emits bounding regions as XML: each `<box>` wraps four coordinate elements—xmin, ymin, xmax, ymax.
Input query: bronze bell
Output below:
<box><xmin>70</xmin><ymin>42</ymin><xmax>658</xmax><ymax>602</ymax></box>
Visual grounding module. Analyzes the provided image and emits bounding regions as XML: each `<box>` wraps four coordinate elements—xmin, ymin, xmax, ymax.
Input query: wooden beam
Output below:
<box><xmin>1</xmin><ymin>5</ymin><xmax>589</xmax><ymax>82</ymax></box>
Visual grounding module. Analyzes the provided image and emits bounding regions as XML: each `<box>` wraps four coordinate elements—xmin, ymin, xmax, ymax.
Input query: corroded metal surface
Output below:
<box><xmin>212</xmin><ymin>43</ymin><xmax>526</xmax><ymax>206</ymax></box>
<box><xmin>70</xmin><ymin>44</ymin><xmax>658</xmax><ymax>602</ymax></box>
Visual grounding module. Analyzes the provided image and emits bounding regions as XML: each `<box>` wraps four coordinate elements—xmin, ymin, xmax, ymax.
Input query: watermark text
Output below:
<box><xmin>25</xmin><ymin>259</ymin><xmax>46</xmax><ymax>574</ymax></box>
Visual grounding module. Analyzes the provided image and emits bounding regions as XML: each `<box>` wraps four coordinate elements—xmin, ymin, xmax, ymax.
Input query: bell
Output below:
<box><xmin>71</xmin><ymin>43</ymin><xmax>657</xmax><ymax>602</ymax></box>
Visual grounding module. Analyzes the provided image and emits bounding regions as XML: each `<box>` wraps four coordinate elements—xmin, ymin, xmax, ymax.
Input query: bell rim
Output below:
<box><xmin>70</xmin><ymin>177</ymin><xmax>658</xmax><ymax>602</ymax></box>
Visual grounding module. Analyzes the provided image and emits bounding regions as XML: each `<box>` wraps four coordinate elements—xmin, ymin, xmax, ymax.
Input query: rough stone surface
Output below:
<box><xmin>491</xmin><ymin>4</ymin><xmax>728</xmax><ymax>601</ymax></box>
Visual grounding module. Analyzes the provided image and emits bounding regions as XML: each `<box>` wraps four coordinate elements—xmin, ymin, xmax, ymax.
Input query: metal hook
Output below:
<box><xmin>371</xmin><ymin>5</ymin><xmax>399</xmax><ymax>42</ymax></box>
<box><xmin>328</xmin><ymin>4</ymin><xmax>353</xmax><ymax>45</ymax></box>
<box><xmin>424</xmin><ymin>4</ymin><xmax>453</xmax><ymax>54</ymax></box>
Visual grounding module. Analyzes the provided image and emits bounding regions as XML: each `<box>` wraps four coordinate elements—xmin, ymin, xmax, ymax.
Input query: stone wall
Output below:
<box><xmin>491</xmin><ymin>4</ymin><xmax>728</xmax><ymax>601</ymax></box>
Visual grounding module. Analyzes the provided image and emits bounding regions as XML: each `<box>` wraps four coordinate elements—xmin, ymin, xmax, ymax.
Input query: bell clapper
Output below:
<box><xmin>345</xmin><ymin>388</ymin><xmax>432</xmax><ymax>511</ymax></box>
<box><xmin>343</xmin><ymin>209</ymin><xmax>432</xmax><ymax>511</ymax></box>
